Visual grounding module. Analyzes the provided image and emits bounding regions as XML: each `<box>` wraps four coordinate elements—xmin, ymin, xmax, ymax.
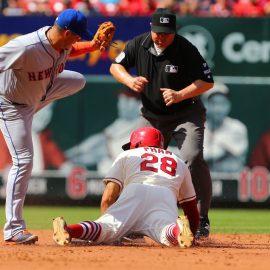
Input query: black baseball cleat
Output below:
<box><xmin>195</xmin><ymin>216</ymin><xmax>210</xmax><ymax>240</ymax></box>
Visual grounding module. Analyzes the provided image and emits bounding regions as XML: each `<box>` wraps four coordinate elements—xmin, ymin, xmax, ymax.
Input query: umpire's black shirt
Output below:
<box><xmin>114</xmin><ymin>32</ymin><xmax>214</xmax><ymax>117</ymax></box>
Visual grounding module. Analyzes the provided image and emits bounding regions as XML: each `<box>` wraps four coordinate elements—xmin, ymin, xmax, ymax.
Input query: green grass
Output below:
<box><xmin>0</xmin><ymin>206</ymin><xmax>101</xmax><ymax>230</ymax></box>
<box><xmin>0</xmin><ymin>207</ymin><xmax>269</xmax><ymax>233</ymax></box>
<box><xmin>208</xmin><ymin>209</ymin><xmax>270</xmax><ymax>234</ymax></box>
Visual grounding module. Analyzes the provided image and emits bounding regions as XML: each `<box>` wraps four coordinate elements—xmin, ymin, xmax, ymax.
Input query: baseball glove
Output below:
<box><xmin>93</xmin><ymin>21</ymin><xmax>116</xmax><ymax>52</ymax></box>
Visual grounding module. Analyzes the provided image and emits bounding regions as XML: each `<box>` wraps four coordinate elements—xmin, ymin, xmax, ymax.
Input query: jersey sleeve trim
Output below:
<box><xmin>178</xmin><ymin>194</ymin><xmax>196</xmax><ymax>204</ymax></box>
<box><xmin>103</xmin><ymin>177</ymin><xmax>123</xmax><ymax>190</ymax></box>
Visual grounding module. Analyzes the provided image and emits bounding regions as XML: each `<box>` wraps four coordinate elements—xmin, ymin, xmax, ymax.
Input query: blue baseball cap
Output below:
<box><xmin>55</xmin><ymin>9</ymin><xmax>92</xmax><ymax>40</ymax></box>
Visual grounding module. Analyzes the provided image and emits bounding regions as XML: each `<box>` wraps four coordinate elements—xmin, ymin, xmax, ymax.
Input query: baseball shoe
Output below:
<box><xmin>5</xmin><ymin>230</ymin><xmax>38</xmax><ymax>245</ymax></box>
<box><xmin>176</xmin><ymin>215</ymin><xmax>194</xmax><ymax>248</ymax></box>
<box><xmin>195</xmin><ymin>216</ymin><xmax>210</xmax><ymax>240</ymax></box>
<box><xmin>53</xmin><ymin>217</ymin><xmax>71</xmax><ymax>246</ymax></box>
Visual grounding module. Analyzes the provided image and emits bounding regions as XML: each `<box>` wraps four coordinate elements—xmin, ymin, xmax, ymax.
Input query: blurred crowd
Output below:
<box><xmin>1</xmin><ymin>0</ymin><xmax>270</xmax><ymax>17</ymax></box>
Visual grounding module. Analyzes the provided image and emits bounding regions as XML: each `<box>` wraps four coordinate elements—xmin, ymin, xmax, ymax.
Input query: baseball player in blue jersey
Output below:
<box><xmin>53</xmin><ymin>127</ymin><xmax>199</xmax><ymax>248</ymax></box>
<box><xmin>0</xmin><ymin>9</ymin><xmax>114</xmax><ymax>244</ymax></box>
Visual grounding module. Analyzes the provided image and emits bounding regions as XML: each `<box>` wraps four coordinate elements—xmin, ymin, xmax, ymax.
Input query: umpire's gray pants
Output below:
<box><xmin>137</xmin><ymin>100</ymin><xmax>212</xmax><ymax>217</ymax></box>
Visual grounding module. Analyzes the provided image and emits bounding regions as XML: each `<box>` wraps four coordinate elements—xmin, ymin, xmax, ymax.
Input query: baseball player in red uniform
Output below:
<box><xmin>53</xmin><ymin>127</ymin><xmax>199</xmax><ymax>248</ymax></box>
<box><xmin>0</xmin><ymin>9</ymin><xmax>114</xmax><ymax>244</ymax></box>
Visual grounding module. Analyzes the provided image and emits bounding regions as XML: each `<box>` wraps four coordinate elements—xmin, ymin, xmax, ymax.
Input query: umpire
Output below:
<box><xmin>110</xmin><ymin>8</ymin><xmax>214</xmax><ymax>239</ymax></box>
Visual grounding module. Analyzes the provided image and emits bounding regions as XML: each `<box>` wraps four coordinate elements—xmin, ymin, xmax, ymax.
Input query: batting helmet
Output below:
<box><xmin>122</xmin><ymin>127</ymin><xmax>164</xmax><ymax>150</ymax></box>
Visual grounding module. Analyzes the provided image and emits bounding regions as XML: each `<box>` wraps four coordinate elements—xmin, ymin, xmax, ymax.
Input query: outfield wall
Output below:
<box><xmin>0</xmin><ymin>76</ymin><xmax>269</xmax><ymax>207</ymax></box>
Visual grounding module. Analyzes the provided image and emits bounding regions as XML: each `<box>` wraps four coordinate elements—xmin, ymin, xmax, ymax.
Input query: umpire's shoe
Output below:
<box><xmin>53</xmin><ymin>217</ymin><xmax>71</xmax><ymax>246</ymax></box>
<box><xmin>5</xmin><ymin>230</ymin><xmax>38</xmax><ymax>245</ymax></box>
<box><xmin>195</xmin><ymin>216</ymin><xmax>210</xmax><ymax>240</ymax></box>
<box><xmin>176</xmin><ymin>215</ymin><xmax>194</xmax><ymax>248</ymax></box>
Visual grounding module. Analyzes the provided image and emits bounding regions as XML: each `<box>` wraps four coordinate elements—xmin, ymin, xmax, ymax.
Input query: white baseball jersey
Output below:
<box><xmin>95</xmin><ymin>147</ymin><xmax>196</xmax><ymax>245</ymax></box>
<box><xmin>104</xmin><ymin>146</ymin><xmax>196</xmax><ymax>203</ymax></box>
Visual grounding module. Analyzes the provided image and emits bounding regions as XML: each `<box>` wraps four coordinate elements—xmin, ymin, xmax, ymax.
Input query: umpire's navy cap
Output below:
<box><xmin>151</xmin><ymin>8</ymin><xmax>176</xmax><ymax>34</ymax></box>
<box><xmin>55</xmin><ymin>9</ymin><xmax>92</xmax><ymax>40</ymax></box>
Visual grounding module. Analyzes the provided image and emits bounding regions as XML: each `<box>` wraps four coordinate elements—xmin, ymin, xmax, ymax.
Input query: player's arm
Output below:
<box><xmin>179</xmin><ymin>199</ymin><xmax>199</xmax><ymax>236</ymax></box>
<box><xmin>69</xmin><ymin>40</ymin><xmax>100</xmax><ymax>57</ymax></box>
<box><xmin>161</xmin><ymin>43</ymin><xmax>214</xmax><ymax>106</ymax></box>
<box><xmin>110</xmin><ymin>63</ymin><xmax>148</xmax><ymax>93</ymax></box>
<box><xmin>100</xmin><ymin>180</ymin><xmax>121</xmax><ymax>214</ymax></box>
<box><xmin>161</xmin><ymin>80</ymin><xmax>214</xmax><ymax>106</ymax></box>
<box><xmin>110</xmin><ymin>37</ymin><xmax>148</xmax><ymax>93</ymax></box>
<box><xmin>178</xmin><ymin>165</ymin><xmax>200</xmax><ymax>235</ymax></box>
<box><xmin>177</xmin><ymin>79</ymin><xmax>214</xmax><ymax>100</ymax></box>
<box><xmin>101</xmin><ymin>152</ymin><xmax>125</xmax><ymax>213</ymax></box>
<box><xmin>70</xmin><ymin>21</ymin><xmax>115</xmax><ymax>57</ymax></box>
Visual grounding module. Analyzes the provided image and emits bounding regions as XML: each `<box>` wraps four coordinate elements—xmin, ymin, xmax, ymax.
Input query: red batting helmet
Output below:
<box><xmin>122</xmin><ymin>127</ymin><xmax>164</xmax><ymax>150</ymax></box>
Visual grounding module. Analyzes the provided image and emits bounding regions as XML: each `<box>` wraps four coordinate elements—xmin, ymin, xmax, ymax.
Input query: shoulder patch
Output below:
<box><xmin>115</xmin><ymin>51</ymin><xmax>125</xmax><ymax>63</ymax></box>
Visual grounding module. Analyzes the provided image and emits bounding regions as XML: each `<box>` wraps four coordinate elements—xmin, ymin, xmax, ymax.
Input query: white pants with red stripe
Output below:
<box><xmin>95</xmin><ymin>183</ymin><xmax>178</xmax><ymax>246</ymax></box>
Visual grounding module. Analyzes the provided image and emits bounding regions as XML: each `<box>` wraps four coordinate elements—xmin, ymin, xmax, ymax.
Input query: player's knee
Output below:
<box><xmin>79</xmin><ymin>75</ymin><xmax>86</xmax><ymax>89</ymax></box>
<box><xmin>74</xmin><ymin>72</ymin><xmax>86</xmax><ymax>90</ymax></box>
<box><xmin>12</xmin><ymin>155</ymin><xmax>33</xmax><ymax>170</ymax></box>
<box><xmin>23</xmin><ymin>160</ymin><xmax>33</xmax><ymax>171</ymax></box>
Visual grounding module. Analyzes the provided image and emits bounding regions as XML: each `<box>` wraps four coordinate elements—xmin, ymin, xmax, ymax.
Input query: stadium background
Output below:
<box><xmin>0</xmin><ymin>12</ymin><xmax>270</xmax><ymax>207</ymax></box>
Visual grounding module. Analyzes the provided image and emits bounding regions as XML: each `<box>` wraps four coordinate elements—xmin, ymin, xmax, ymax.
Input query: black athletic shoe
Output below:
<box><xmin>195</xmin><ymin>216</ymin><xmax>210</xmax><ymax>240</ymax></box>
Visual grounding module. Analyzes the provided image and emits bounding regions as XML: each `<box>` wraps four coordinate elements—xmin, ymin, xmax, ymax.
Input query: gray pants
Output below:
<box><xmin>0</xmin><ymin>70</ymin><xmax>85</xmax><ymax>240</ymax></box>
<box><xmin>138</xmin><ymin>100</ymin><xmax>212</xmax><ymax>217</ymax></box>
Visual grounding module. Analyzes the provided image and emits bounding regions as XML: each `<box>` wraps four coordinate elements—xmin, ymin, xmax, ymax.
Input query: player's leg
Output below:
<box><xmin>53</xmin><ymin>216</ymin><xmax>101</xmax><ymax>245</ymax></box>
<box><xmin>0</xmin><ymin>101</ymin><xmax>37</xmax><ymax>243</ymax></box>
<box><xmin>133</xmin><ymin>186</ymin><xmax>193</xmax><ymax>248</ymax></box>
<box><xmin>36</xmin><ymin>70</ymin><xmax>86</xmax><ymax>112</ymax></box>
<box><xmin>158</xmin><ymin>216</ymin><xmax>194</xmax><ymax>248</ymax></box>
<box><xmin>172</xmin><ymin>102</ymin><xmax>212</xmax><ymax>239</ymax></box>
<box><xmin>53</xmin><ymin>213</ymin><xmax>126</xmax><ymax>246</ymax></box>
<box><xmin>52</xmin><ymin>183</ymin><xmax>149</xmax><ymax>245</ymax></box>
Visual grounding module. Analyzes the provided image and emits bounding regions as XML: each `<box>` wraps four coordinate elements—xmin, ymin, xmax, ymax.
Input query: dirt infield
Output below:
<box><xmin>0</xmin><ymin>231</ymin><xmax>269</xmax><ymax>270</ymax></box>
